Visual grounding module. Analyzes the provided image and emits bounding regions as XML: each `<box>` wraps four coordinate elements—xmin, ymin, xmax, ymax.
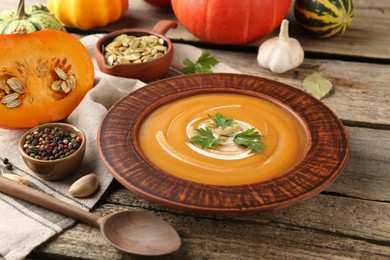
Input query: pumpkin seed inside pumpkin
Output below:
<box><xmin>67</xmin><ymin>75</ymin><xmax>76</xmax><ymax>91</ymax></box>
<box><xmin>60</xmin><ymin>81</ymin><xmax>71</xmax><ymax>93</ymax></box>
<box><xmin>51</xmin><ymin>80</ymin><xmax>62</xmax><ymax>92</ymax></box>
<box><xmin>55</xmin><ymin>67</ymin><xmax>68</xmax><ymax>81</ymax></box>
<box><xmin>7</xmin><ymin>77</ymin><xmax>26</xmax><ymax>94</ymax></box>
<box><xmin>52</xmin><ymin>68</ymin><xmax>76</xmax><ymax>94</ymax></box>
<box><xmin>5</xmin><ymin>99</ymin><xmax>21</xmax><ymax>108</ymax></box>
<box><xmin>0</xmin><ymin>81</ymin><xmax>11</xmax><ymax>95</ymax></box>
<box><xmin>0</xmin><ymin>76</ymin><xmax>26</xmax><ymax>109</ymax></box>
<box><xmin>1</xmin><ymin>93</ymin><xmax>19</xmax><ymax>104</ymax></box>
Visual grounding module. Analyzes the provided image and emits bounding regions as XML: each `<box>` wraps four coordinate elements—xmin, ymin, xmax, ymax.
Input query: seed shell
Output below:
<box><xmin>1</xmin><ymin>93</ymin><xmax>19</xmax><ymax>104</ymax></box>
<box><xmin>55</xmin><ymin>67</ymin><xmax>68</xmax><ymax>81</ymax></box>
<box><xmin>51</xmin><ymin>80</ymin><xmax>62</xmax><ymax>92</ymax></box>
<box><xmin>103</xmin><ymin>33</ymin><xmax>168</xmax><ymax>66</ymax></box>
<box><xmin>60</xmin><ymin>81</ymin><xmax>70</xmax><ymax>93</ymax></box>
<box><xmin>5</xmin><ymin>99</ymin><xmax>21</xmax><ymax>108</ymax></box>
<box><xmin>154</xmin><ymin>45</ymin><xmax>167</xmax><ymax>52</ymax></box>
<box><xmin>67</xmin><ymin>75</ymin><xmax>76</xmax><ymax>91</ymax></box>
<box><xmin>7</xmin><ymin>77</ymin><xmax>26</xmax><ymax>93</ymax></box>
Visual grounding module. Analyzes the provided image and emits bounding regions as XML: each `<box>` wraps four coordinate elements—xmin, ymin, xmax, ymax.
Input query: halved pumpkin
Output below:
<box><xmin>0</xmin><ymin>30</ymin><xmax>94</xmax><ymax>129</ymax></box>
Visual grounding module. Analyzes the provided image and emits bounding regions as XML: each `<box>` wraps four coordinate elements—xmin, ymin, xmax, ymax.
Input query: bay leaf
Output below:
<box><xmin>303</xmin><ymin>71</ymin><xmax>333</xmax><ymax>100</ymax></box>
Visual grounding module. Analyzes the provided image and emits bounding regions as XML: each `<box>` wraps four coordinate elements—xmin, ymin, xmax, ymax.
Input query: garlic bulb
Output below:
<box><xmin>257</xmin><ymin>19</ymin><xmax>304</xmax><ymax>74</ymax></box>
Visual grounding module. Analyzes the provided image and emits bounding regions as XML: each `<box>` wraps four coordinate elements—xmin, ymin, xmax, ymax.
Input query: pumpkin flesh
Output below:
<box><xmin>0</xmin><ymin>30</ymin><xmax>94</xmax><ymax>129</ymax></box>
<box><xmin>171</xmin><ymin>0</ymin><xmax>292</xmax><ymax>44</ymax></box>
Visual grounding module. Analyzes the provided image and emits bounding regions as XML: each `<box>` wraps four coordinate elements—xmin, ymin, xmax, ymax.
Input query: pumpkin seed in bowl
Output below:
<box><xmin>102</xmin><ymin>34</ymin><xmax>168</xmax><ymax>66</ymax></box>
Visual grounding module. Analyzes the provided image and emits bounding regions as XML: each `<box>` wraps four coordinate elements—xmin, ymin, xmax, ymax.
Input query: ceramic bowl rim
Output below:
<box><xmin>97</xmin><ymin>73</ymin><xmax>350</xmax><ymax>215</ymax></box>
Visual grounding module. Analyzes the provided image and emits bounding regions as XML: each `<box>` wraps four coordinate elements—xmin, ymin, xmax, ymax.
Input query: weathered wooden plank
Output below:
<box><xmin>284</xmin><ymin>0</ymin><xmax>390</xmax><ymax>60</ymax></box>
<box><xmin>125</xmin><ymin>0</ymin><xmax>390</xmax><ymax>60</ymax></box>
<box><xmin>201</xmin><ymin>48</ymin><xmax>390</xmax><ymax>127</ymax></box>
<box><xmin>1</xmin><ymin>2</ymin><xmax>388</xmax><ymax>259</ymax></box>
<box><xmin>80</xmin><ymin>125</ymin><xmax>390</xmax><ymax>242</ymax></box>
<box><xmin>129</xmin><ymin>0</ymin><xmax>390</xmax><ymax>60</ymax></box>
<box><xmin>27</xmin><ymin>106</ymin><xmax>390</xmax><ymax>259</ymax></box>
<box><xmin>6</xmin><ymin>0</ymin><xmax>390</xmax><ymax>60</ymax></box>
<box><xmin>97</xmin><ymin>185</ymin><xmax>390</xmax><ymax>241</ymax></box>
<box><xmin>30</xmin><ymin>122</ymin><xmax>390</xmax><ymax>258</ymax></box>
<box><xmin>31</xmin><ymin>199</ymin><xmax>390</xmax><ymax>259</ymax></box>
<box><xmin>327</xmin><ymin>127</ymin><xmax>390</xmax><ymax>201</ymax></box>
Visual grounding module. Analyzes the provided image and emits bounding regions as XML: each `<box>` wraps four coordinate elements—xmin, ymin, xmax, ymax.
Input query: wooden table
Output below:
<box><xmin>2</xmin><ymin>0</ymin><xmax>390</xmax><ymax>259</ymax></box>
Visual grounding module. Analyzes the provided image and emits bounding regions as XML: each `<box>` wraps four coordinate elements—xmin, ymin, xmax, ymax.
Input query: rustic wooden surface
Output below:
<box><xmin>1</xmin><ymin>0</ymin><xmax>389</xmax><ymax>259</ymax></box>
<box><xmin>102</xmin><ymin>0</ymin><xmax>390</xmax><ymax>60</ymax></box>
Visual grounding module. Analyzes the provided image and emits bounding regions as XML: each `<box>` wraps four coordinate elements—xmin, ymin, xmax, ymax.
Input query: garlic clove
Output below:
<box><xmin>69</xmin><ymin>173</ymin><xmax>99</xmax><ymax>198</ymax></box>
<box><xmin>257</xmin><ymin>19</ymin><xmax>304</xmax><ymax>74</ymax></box>
<box><xmin>3</xmin><ymin>174</ymin><xmax>28</xmax><ymax>185</ymax></box>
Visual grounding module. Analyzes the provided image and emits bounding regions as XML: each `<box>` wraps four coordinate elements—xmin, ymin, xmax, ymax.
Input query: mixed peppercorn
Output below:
<box><xmin>22</xmin><ymin>127</ymin><xmax>82</xmax><ymax>160</ymax></box>
<box><xmin>2</xmin><ymin>157</ymin><xmax>13</xmax><ymax>170</ymax></box>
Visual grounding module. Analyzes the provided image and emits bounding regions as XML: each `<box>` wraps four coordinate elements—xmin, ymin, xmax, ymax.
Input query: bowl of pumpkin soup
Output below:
<box><xmin>138</xmin><ymin>93</ymin><xmax>307</xmax><ymax>186</ymax></box>
<box><xmin>98</xmin><ymin>73</ymin><xmax>349</xmax><ymax>215</ymax></box>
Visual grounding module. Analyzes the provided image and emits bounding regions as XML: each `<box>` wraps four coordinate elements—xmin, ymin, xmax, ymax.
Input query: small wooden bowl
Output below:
<box><xmin>95</xmin><ymin>20</ymin><xmax>177</xmax><ymax>82</ymax></box>
<box><xmin>18</xmin><ymin>123</ymin><xmax>86</xmax><ymax>181</ymax></box>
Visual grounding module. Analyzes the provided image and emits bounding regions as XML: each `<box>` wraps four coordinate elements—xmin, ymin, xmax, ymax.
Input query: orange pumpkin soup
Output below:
<box><xmin>138</xmin><ymin>93</ymin><xmax>307</xmax><ymax>185</ymax></box>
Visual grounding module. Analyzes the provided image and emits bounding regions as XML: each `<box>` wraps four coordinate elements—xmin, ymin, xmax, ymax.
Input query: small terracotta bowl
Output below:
<box><xmin>95</xmin><ymin>20</ymin><xmax>177</xmax><ymax>82</ymax></box>
<box><xmin>18</xmin><ymin>123</ymin><xmax>86</xmax><ymax>181</ymax></box>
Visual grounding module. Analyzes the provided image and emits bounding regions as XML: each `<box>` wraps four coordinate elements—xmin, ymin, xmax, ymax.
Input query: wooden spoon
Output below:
<box><xmin>0</xmin><ymin>175</ymin><xmax>181</xmax><ymax>256</ymax></box>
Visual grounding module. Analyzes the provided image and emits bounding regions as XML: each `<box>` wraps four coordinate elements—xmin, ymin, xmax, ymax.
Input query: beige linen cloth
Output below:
<box><xmin>0</xmin><ymin>34</ymin><xmax>239</xmax><ymax>260</ymax></box>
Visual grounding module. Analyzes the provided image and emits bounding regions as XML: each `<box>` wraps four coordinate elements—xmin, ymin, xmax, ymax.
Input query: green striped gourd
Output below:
<box><xmin>294</xmin><ymin>0</ymin><xmax>354</xmax><ymax>38</ymax></box>
<box><xmin>0</xmin><ymin>0</ymin><xmax>65</xmax><ymax>34</ymax></box>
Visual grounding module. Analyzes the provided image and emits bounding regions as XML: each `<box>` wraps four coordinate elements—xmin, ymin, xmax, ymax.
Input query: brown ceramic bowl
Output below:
<box><xmin>95</xmin><ymin>20</ymin><xmax>177</xmax><ymax>82</ymax></box>
<box><xmin>98</xmin><ymin>73</ymin><xmax>349</xmax><ymax>216</ymax></box>
<box><xmin>18</xmin><ymin>123</ymin><xmax>86</xmax><ymax>181</ymax></box>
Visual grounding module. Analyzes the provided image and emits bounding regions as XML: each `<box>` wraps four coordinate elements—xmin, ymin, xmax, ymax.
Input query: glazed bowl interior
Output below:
<box><xmin>18</xmin><ymin>122</ymin><xmax>86</xmax><ymax>181</ymax></box>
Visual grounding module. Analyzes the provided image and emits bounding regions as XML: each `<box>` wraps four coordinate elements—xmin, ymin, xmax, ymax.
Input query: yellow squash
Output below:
<box><xmin>47</xmin><ymin>0</ymin><xmax>129</xmax><ymax>30</ymax></box>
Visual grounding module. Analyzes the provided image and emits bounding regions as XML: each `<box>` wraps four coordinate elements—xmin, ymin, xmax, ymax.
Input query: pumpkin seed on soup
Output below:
<box><xmin>103</xmin><ymin>34</ymin><xmax>168</xmax><ymax>66</ymax></box>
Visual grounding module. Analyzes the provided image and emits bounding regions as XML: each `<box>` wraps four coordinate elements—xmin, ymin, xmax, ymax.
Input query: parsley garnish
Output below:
<box><xmin>183</xmin><ymin>51</ymin><xmax>219</xmax><ymax>74</ymax></box>
<box><xmin>189</xmin><ymin>127</ymin><xmax>221</xmax><ymax>149</ymax></box>
<box><xmin>233</xmin><ymin>128</ymin><xmax>264</xmax><ymax>153</ymax></box>
<box><xmin>189</xmin><ymin>113</ymin><xmax>265</xmax><ymax>154</ymax></box>
<box><xmin>208</xmin><ymin>113</ymin><xmax>234</xmax><ymax>128</ymax></box>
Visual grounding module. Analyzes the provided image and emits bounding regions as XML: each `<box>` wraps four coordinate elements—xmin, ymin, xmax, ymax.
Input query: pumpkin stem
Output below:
<box><xmin>15</xmin><ymin>0</ymin><xmax>29</xmax><ymax>19</ymax></box>
<box><xmin>279</xmin><ymin>19</ymin><xmax>290</xmax><ymax>40</ymax></box>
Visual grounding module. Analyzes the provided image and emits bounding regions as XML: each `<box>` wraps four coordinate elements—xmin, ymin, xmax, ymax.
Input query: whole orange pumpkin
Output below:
<box><xmin>47</xmin><ymin>0</ymin><xmax>129</xmax><ymax>30</ymax></box>
<box><xmin>0</xmin><ymin>30</ymin><xmax>94</xmax><ymax>129</ymax></box>
<box><xmin>171</xmin><ymin>0</ymin><xmax>292</xmax><ymax>44</ymax></box>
